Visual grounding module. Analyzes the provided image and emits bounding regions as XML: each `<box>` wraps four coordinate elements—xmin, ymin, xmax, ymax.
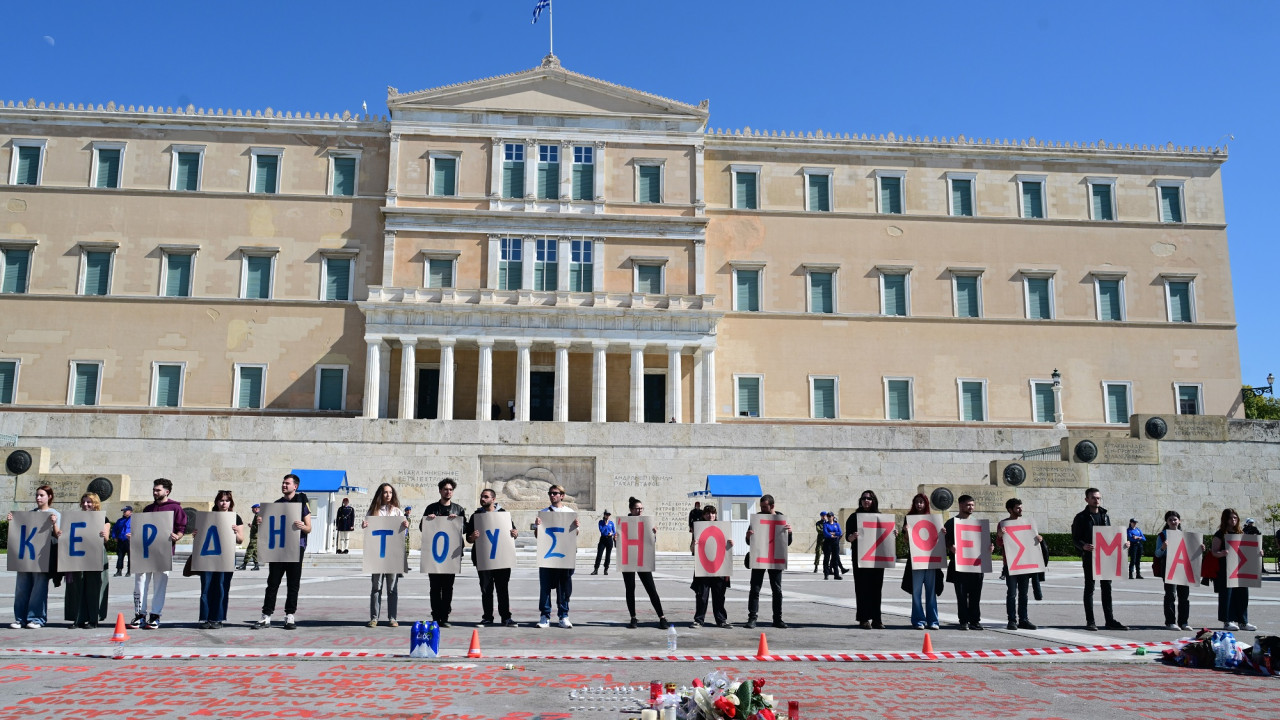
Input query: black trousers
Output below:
<box><xmin>1080</xmin><ymin>554</ymin><xmax>1115</xmax><ymax>624</ymax></box>
<box><xmin>477</xmin><ymin>569</ymin><xmax>511</xmax><ymax>623</ymax></box>
<box><xmin>952</xmin><ymin>573</ymin><xmax>984</xmax><ymax>625</ymax></box>
<box><xmin>594</xmin><ymin>538</ymin><xmax>613</xmax><ymax>571</ymax></box>
<box><xmin>429</xmin><ymin>573</ymin><xmax>456</xmax><ymax>622</ymax></box>
<box><xmin>115</xmin><ymin>545</ymin><xmax>129</xmax><ymax>573</ymax></box>
<box><xmin>747</xmin><ymin>568</ymin><xmax>784</xmax><ymax>622</ymax></box>
<box><xmin>623</xmin><ymin>571</ymin><xmax>664</xmax><ymax>619</ymax></box>
<box><xmin>262</xmin><ymin>561</ymin><xmax>302</xmax><ymax>616</ymax></box>
<box><xmin>694</xmin><ymin>577</ymin><xmax>728</xmax><ymax>624</ymax></box>
<box><xmin>1163</xmin><ymin>583</ymin><xmax>1190</xmax><ymax>626</ymax></box>
<box><xmin>852</xmin><ymin>566</ymin><xmax>884</xmax><ymax>623</ymax></box>
<box><xmin>822</xmin><ymin>537</ymin><xmax>841</xmax><ymax>578</ymax></box>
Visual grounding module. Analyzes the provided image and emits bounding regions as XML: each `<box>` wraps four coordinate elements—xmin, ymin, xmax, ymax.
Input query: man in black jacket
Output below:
<box><xmin>1071</xmin><ymin>487</ymin><xmax>1128</xmax><ymax>632</ymax></box>
<box><xmin>744</xmin><ymin>494</ymin><xmax>793</xmax><ymax>629</ymax></box>
<box><xmin>335</xmin><ymin>497</ymin><xmax>355</xmax><ymax>554</ymax></box>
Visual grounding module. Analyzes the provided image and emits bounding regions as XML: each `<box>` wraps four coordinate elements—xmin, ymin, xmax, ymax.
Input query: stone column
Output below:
<box><xmin>667</xmin><ymin>344</ymin><xmax>683</xmax><ymax>423</ymax></box>
<box><xmin>382</xmin><ymin>231</ymin><xmax>396</xmax><ymax>287</ymax></box>
<box><xmin>363</xmin><ymin>336</ymin><xmax>382</xmax><ymax>419</ymax></box>
<box><xmin>521</xmin><ymin>235</ymin><xmax>536</xmax><ymax>291</ymax></box>
<box><xmin>438</xmin><ymin>338</ymin><xmax>455</xmax><ymax>421</ymax></box>
<box><xmin>398</xmin><ymin>337</ymin><xmax>418</xmax><ymax>419</ymax></box>
<box><xmin>489</xmin><ymin>138</ymin><xmax>505</xmax><ymax>202</ymax></box>
<box><xmin>476</xmin><ymin>339</ymin><xmax>494</xmax><ymax>421</ymax></box>
<box><xmin>486</xmin><ymin>234</ymin><xmax>501</xmax><ymax>289</ymax></box>
<box><xmin>515</xmin><ymin>339</ymin><xmax>532</xmax><ymax>422</ymax></box>
<box><xmin>557</xmin><ymin>236</ymin><xmax>571</xmax><ymax>291</ymax></box>
<box><xmin>378</xmin><ymin>339</ymin><xmax>391</xmax><ymax>419</ymax></box>
<box><xmin>593</xmin><ymin>141</ymin><xmax>606</xmax><ymax>205</ymax></box>
<box><xmin>702</xmin><ymin>347</ymin><xmax>717</xmax><ymax>424</ymax></box>
<box><xmin>553</xmin><ymin>341</ymin><xmax>570</xmax><ymax>422</ymax></box>
<box><xmin>693</xmin><ymin>238</ymin><xmax>706</xmax><ymax>295</ymax></box>
<box><xmin>386</xmin><ymin>133</ymin><xmax>400</xmax><ymax>207</ymax></box>
<box><xmin>629</xmin><ymin>343</ymin><xmax>646</xmax><ymax>423</ymax></box>
<box><xmin>692</xmin><ymin>349</ymin><xmax>704</xmax><ymax>424</ymax></box>
<box><xmin>591</xmin><ymin>341</ymin><xmax>608</xmax><ymax>423</ymax></box>
<box><xmin>523</xmin><ymin>141</ymin><xmax>536</xmax><ymax>205</ymax></box>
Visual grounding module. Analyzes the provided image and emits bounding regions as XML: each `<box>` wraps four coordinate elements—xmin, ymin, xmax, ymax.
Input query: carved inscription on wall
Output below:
<box><xmin>612</xmin><ymin>474</ymin><xmax>673</xmax><ymax>489</ymax></box>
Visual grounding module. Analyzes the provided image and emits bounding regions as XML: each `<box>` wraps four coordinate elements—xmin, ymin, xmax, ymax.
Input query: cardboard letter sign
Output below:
<box><xmin>58</xmin><ymin>510</ymin><xmax>106</xmax><ymax>572</ymax></box>
<box><xmin>617</xmin><ymin>516</ymin><xmax>655</xmax><ymax>573</ymax></box>
<box><xmin>474</xmin><ymin>512</ymin><xmax>516</xmax><ymax>571</ymax></box>
<box><xmin>361</xmin><ymin>516</ymin><xmax>406</xmax><ymax>575</ymax></box>
<box><xmin>1092</xmin><ymin>526</ymin><xmax>1125</xmax><ymax>580</ymax></box>
<box><xmin>258</xmin><ymin>502</ymin><xmax>303</xmax><ymax>563</ymax></box>
<box><xmin>1163</xmin><ymin>530</ymin><xmax>1203</xmax><ymax>587</ymax></box>
<box><xmin>191</xmin><ymin>511</ymin><xmax>236</xmax><ymax>573</ymax></box>
<box><xmin>954</xmin><ymin>518</ymin><xmax>992</xmax><ymax>573</ymax></box>
<box><xmin>130</xmin><ymin>511</ymin><xmax>174</xmax><ymax>573</ymax></box>
<box><xmin>1226</xmin><ymin>533</ymin><xmax>1263</xmax><ymax>588</ymax></box>
<box><xmin>856</xmin><ymin>513</ymin><xmax>897</xmax><ymax>569</ymax></box>
<box><xmin>748</xmin><ymin>514</ymin><xmax>790</xmax><ymax>570</ymax></box>
<box><xmin>536</xmin><ymin>511</ymin><xmax>578</xmax><ymax>569</ymax></box>
<box><xmin>693</xmin><ymin>521</ymin><xmax>733</xmax><ymax>577</ymax></box>
<box><xmin>6</xmin><ymin>511</ymin><xmax>55</xmax><ymax>572</ymax></box>
<box><xmin>906</xmin><ymin>515</ymin><xmax>945</xmax><ymax>570</ymax></box>
<box><xmin>420</xmin><ymin>516</ymin><xmax>464</xmax><ymax>574</ymax></box>
<box><xmin>1000</xmin><ymin>520</ymin><xmax>1045</xmax><ymax>576</ymax></box>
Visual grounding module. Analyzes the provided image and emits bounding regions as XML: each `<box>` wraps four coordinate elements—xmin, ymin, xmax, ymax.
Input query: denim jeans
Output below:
<box><xmin>538</xmin><ymin>568</ymin><xmax>573</xmax><ymax>619</ymax></box>
<box><xmin>14</xmin><ymin>572</ymin><xmax>50</xmax><ymax>626</ymax></box>
<box><xmin>199</xmin><ymin>571</ymin><xmax>233</xmax><ymax>622</ymax></box>
<box><xmin>1005</xmin><ymin>573</ymin><xmax>1030</xmax><ymax>623</ymax></box>
<box><xmin>910</xmin><ymin>569</ymin><xmax>938</xmax><ymax>627</ymax></box>
<box><xmin>370</xmin><ymin>573</ymin><xmax>400</xmax><ymax>621</ymax></box>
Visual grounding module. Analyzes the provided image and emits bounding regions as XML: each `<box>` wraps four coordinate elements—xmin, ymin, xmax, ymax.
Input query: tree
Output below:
<box><xmin>1242</xmin><ymin>387</ymin><xmax>1280</xmax><ymax>420</ymax></box>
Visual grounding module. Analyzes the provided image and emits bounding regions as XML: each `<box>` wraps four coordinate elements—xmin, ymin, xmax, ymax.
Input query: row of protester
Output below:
<box><xmin>7</xmin><ymin>482</ymin><xmax>1263</xmax><ymax>633</ymax></box>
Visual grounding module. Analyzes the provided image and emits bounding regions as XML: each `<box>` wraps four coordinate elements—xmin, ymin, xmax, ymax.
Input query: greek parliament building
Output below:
<box><xmin>0</xmin><ymin>56</ymin><xmax>1241</xmax><ymax>428</ymax></box>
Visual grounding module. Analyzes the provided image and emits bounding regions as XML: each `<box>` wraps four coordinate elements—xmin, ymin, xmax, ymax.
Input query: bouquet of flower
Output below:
<box><xmin>678</xmin><ymin>671</ymin><xmax>779</xmax><ymax>720</ymax></box>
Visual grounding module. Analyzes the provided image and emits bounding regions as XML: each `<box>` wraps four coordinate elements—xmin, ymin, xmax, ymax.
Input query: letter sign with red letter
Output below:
<box><xmin>617</xmin><ymin>516</ymin><xmax>655</xmax><ymax>573</ymax></box>
<box><xmin>906</xmin><ymin>515</ymin><xmax>945</xmax><ymax>570</ymax></box>
<box><xmin>1226</xmin><ymin>533</ymin><xmax>1263</xmax><ymax>588</ymax></box>
<box><xmin>1163</xmin><ymin>530</ymin><xmax>1203</xmax><ymax>587</ymax></box>
<box><xmin>857</xmin><ymin>514</ymin><xmax>897</xmax><ymax>569</ymax></box>
<box><xmin>1000</xmin><ymin>520</ymin><xmax>1044</xmax><ymax>576</ymax></box>
<box><xmin>748</xmin><ymin>514</ymin><xmax>789</xmax><ymax>569</ymax></box>
<box><xmin>954</xmin><ymin>518</ymin><xmax>991</xmax><ymax>573</ymax></box>
<box><xmin>693</xmin><ymin>521</ymin><xmax>733</xmax><ymax>577</ymax></box>
<box><xmin>1092</xmin><ymin>527</ymin><xmax>1125</xmax><ymax>580</ymax></box>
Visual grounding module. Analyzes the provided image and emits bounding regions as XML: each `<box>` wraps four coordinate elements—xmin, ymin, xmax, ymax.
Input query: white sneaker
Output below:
<box><xmin>536</xmin><ymin>616</ymin><xmax>550</xmax><ymax>629</ymax></box>
<box><xmin>1166</xmin><ymin>623</ymin><xmax>1181</xmax><ymax>631</ymax></box>
<box><xmin>252</xmin><ymin>614</ymin><xmax>271</xmax><ymax>629</ymax></box>
<box><xmin>1224</xmin><ymin>622</ymin><xmax>1240</xmax><ymax>631</ymax></box>
<box><xmin>1242</xmin><ymin>623</ymin><xmax>1258</xmax><ymax>631</ymax></box>
<box><xmin>558</xmin><ymin>617</ymin><xmax>573</xmax><ymax>629</ymax></box>
<box><xmin>8</xmin><ymin>622</ymin><xmax>23</xmax><ymax>629</ymax></box>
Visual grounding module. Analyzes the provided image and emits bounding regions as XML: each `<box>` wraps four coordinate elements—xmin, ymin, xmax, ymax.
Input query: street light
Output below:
<box><xmin>1243</xmin><ymin>373</ymin><xmax>1274</xmax><ymax>398</ymax></box>
<box><xmin>1051</xmin><ymin>368</ymin><xmax>1065</xmax><ymax>428</ymax></box>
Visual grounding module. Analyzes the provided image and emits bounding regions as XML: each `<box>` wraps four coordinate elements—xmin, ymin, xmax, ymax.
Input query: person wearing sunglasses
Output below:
<box><xmin>533</xmin><ymin>485</ymin><xmax>579</xmax><ymax>628</ymax></box>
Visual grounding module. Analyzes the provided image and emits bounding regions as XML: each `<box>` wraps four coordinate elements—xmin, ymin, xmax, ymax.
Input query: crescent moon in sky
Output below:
<box><xmin>43</xmin><ymin>35</ymin><xmax>55</xmax><ymax>46</ymax></box>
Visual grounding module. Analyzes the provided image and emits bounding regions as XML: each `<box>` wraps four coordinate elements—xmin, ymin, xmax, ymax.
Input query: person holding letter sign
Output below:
<box><xmin>363</xmin><ymin>483</ymin><xmax>408</xmax><ymax>628</ymax></box>
<box><xmin>534</xmin><ymin>484</ymin><xmax>579</xmax><ymax>629</ymax></box>
<box><xmin>996</xmin><ymin>497</ymin><xmax>1042</xmax><ymax>630</ymax></box>
<box><xmin>846</xmin><ymin>490</ymin><xmax>887</xmax><ymax>630</ymax></box>
<box><xmin>253</xmin><ymin>473</ymin><xmax>312</xmax><ymax>630</ymax></box>
<box><xmin>192</xmin><ymin>491</ymin><xmax>245</xmax><ymax>629</ymax></box>
<box><xmin>1211</xmin><ymin>508</ymin><xmax>1257</xmax><ymax>631</ymax></box>
<box><xmin>945</xmin><ymin>495</ymin><xmax>991</xmax><ymax>631</ymax></box>
<box><xmin>744</xmin><ymin>494</ymin><xmax>793</xmax><ymax>629</ymax></box>
<box><xmin>620</xmin><ymin>497</ymin><xmax>669</xmax><ymax>629</ymax></box>
<box><xmin>1070</xmin><ymin>488</ymin><xmax>1128</xmax><ymax>632</ymax></box>
<box><xmin>690</xmin><ymin>505</ymin><xmax>734</xmax><ymax>628</ymax></box>
<box><xmin>1154</xmin><ymin>510</ymin><xmax>1193</xmax><ymax>631</ymax></box>
<box><xmin>903</xmin><ymin>493</ymin><xmax>942</xmax><ymax>630</ymax></box>
<box><xmin>129</xmin><ymin>478</ymin><xmax>188</xmax><ymax>630</ymax></box>
<box><xmin>422</xmin><ymin>478</ymin><xmax>467</xmax><ymax>627</ymax></box>
<box><xmin>7</xmin><ymin>485</ymin><xmax>61</xmax><ymax>629</ymax></box>
<box><xmin>63</xmin><ymin>492</ymin><xmax>111</xmax><ymax>628</ymax></box>
<box><xmin>466</xmin><ymin>488</ymin><xmax>519</xmax><ymax>628</ymax></box>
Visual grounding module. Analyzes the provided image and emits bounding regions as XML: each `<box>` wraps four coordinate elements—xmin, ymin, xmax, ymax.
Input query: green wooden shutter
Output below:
<box><xmin>433</xmin><ymin>158</ymin><xmax>456</xmax><ymax>196</ymax></box>
<box><xmin>951</xmin><ymin>179</ymin><xmax>973</xmax><ymax>216</ymax></box>
<box><xmin>808</xmin><ymin>174</ymin><xmax>830</xmax><ymax>211</ymax></box>
<box><xmin>16</xmin><ymin>146</ymin><xmax>41</xmax><ymax>185</ymax></box>
<box><xmin>735</xmin><ymin>172</ymin><xmax>757</xmax><ymax>209</ymax></box>
<box><xmin>3</xmin><ymin>249</ymin><xmax>31</xmax><ymax>294</ymax></box>
<box><xmin>955</xmin><ymin>275</ymin><xmax>979</xmax><ymax>317</ymax></box>
<box><xmin>238</xmin><ymin>366</ymin><xmax>264</xmax><ymax>409</ymax></box>
<box><xmin>502</xmin><ymin>162</ymin><xmax>524</xmax><ymax>198</ymax></box>
<box><xmin>887</xmin><ymin>380</ymin><xmax>911</xmax><ymax>420</ymax></box>
<box><xmin>569</xmin><ymin>263</ymin><xmax>593</xmax><ymax>292</ymax></box>
<box><xmin>83</xmin><ymin>251</ymin><xmax>111</xmax><ymax>295</ymax></box>
<box><xmin>73</xmin><ymin>363</ymin><xmax>99</xmax><ymax>406</ymax></box>
<box><xmin>961</xmin><ymin>381</ymin><xmax>984</xmax><ymax>421</ymax></box>
<box><xmin>325</xmin><ymin>257</ymin><xmax>351</xmax><ymax>301</ymax></box>
<box><xmin>533</xmin><ymin>263</ymin><xmax>545</xmax><ymax>291</ymax></box>
<box><xmin>0</xmin><ymin>361</ymin><xmax>16</xmax><ymax>403</ymax></box>
<box><xmin>638</xmin><ymin>166</ymin><xmax>661</xmax><ymax>203</ymax></box>
<box><xmin>332</xmin><ymin>157</ymin><xmax>356</xmax><ymax>196</ymax></box>
<box><xmin>499</xmin><ymin>262</ymin><xmax>522</xmax><ymax>290</ymax></box>
<box><xmin>538</xmin><ymin>162</ymin><xmax>559</xmax><ymax>199</ymax></box>
<box><xmin>637</xmin><ymin>265</ymin><xmax>662</xmax><ymax>294</ymax></box>
<box><xmin>1027</xmin><ymin>278</ymin><xmax>1051</xmax><ymax>319</ymax></box>
<box><xmin>1022</xmin><ymin>181</ymin><xmax>1044</xmax><ymax>218</ymax></box>
<box><xmin>882</xmin><ymin>274</ymin><xmax>907</xmax><ymax>316</ymax></box>
<box><xmin>1091</xmin><ymin>184</ymin><xmax>1113</xmax><ymax>220</ymax></box>
<box><xmin>1097</xmin><ymin>279</ymin><xmax>1121</xmax><ymax>321</ymax></box>
<box><xmin>735</xmin><ymin>269</ymin><xmax>759</xmax><ymax>311</ymax></box>
<box><xmin>317</xmin><ymin>368</ymin><xmax>344</xmax><ymax>411</ymax></box>
<box><xmin>1168</xmin><ymin>282</ymin><xmax>1192</xmax><ymax>322</ymax></box>
<box><xmin>880</xmin><ymin>176</ymin><xmax>902</xmax><ymax>213</ymax></box>
<box><xmin>245</xmin><ymin>256</ymin><xmax>272</xmax><ymax>298</ymax></box>
<box><xmin>176</xmin><ymin>152</ymin><xmax>200</xmax><ymax>191</ymax></box>
<box><xmin>812</xmin><ymin>378</ymin><xmax>835</xmax><ymax>419</ymax></box>
<box><xmin>165</xmin><ymin>253</ymin><xmax>192</xmax><ymax>297</ymax></box>
<box><xmin>428</xmin><ymin>259</ymin><xmax>453</xmax><ymax>288</ymax></box>
<box><xmin>1160</xmin><ymin>186</ymin><xmax>1183</xmax><ymax>222</ymax></box>
<box><xmin>737</xmin><ymin>377</ymin><xmax>760</xmax><ymax>417</ymax></box>
<box><xmin>254</xmin><ymin>155</ymin><xmax>278</xmax><ymax>194</ymax></box>
<box><xmin>572</xmin><ymin>165</ymin><xmax>593</xmax><ymax>200</ymax></box>
<box><xmin>1106</xmin><ymin>384</ymin><xmax>1129</xmax><ymax>423</ymax></box>
<box><xmin>95</xmin><ymin>149</ymin><xmax>121</xmax><ymax>188</ymax></box>
<box><xmin>154</xmin><ymin>365</ymin><xmax>181</xmax><ymax>407</ymax></box>
<box><xmin>1034</xmin><ymin>383</ymin><xmax>1056</xmax><ymax>422</ymax></box>
<box><xmin>809</xmin><ymin>272</ymin><xmax>833</xmax><ymax>313</ymax></box>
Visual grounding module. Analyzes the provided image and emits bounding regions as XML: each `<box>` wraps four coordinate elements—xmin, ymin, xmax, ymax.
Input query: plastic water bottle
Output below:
<box><xmin>667</xmin><ymin>625</ymin><xmax>678</xmax><ymax>653</ymax></box>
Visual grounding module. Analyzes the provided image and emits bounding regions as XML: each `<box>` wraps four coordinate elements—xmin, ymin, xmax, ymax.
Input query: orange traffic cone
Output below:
<box><xmin>110</xmin><ymin>613</ymin><xmax>130</xmax><ymax>643</ymax></box>
<box><xmin>755</xmin><ymin>632</ymin><xmax>771</xmax><ymax>660</ymax></box>
<box><xmin>467</xmin><ymin>629</ymin><xmax>482</xmax><ymax>658</ymax></box>
<box><xmin>921</xmin><ymin>632</ymin><xmax>934</xmax><ymax>656</ymax></box>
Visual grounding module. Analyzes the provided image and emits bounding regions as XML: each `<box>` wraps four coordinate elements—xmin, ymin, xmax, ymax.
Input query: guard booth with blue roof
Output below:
<box><xmin>688</xmin><ymin>474</ymin><xmax>762</xmax><ymax>555</ymax></box>
<box><xmin>291</xmin><ymin>469</ymin><xmax>366</xmax><ymax>554</ymax></box>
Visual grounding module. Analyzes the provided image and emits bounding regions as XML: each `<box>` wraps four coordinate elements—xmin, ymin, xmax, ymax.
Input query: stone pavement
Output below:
<box><xmin>2</xmin><ymin>556</ymin><xmax>1278</xmax><ymax>719</ymax></box>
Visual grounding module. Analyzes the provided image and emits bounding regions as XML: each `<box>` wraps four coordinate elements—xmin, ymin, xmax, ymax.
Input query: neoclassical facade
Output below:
<box><xmin>0</xmin><ymin>56</ymin><xmax>1241</xmax><ymax>426</ymax></box>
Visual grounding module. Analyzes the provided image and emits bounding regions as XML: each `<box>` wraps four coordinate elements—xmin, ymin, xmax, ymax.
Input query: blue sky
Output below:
<box><xmin>9</xmin><ymin>1</ymin><xmax>1277</xmax><ymax>388</ymax></box>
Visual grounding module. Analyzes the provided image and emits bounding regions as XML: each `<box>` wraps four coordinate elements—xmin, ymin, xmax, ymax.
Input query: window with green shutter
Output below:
<box><xmin>809</xmin><ymin>272</ymin><xmax>833</xmax><ymax>313</ymax></box>
<box><xmin>537</xmin><ymin>145</ymin><xmax>559</xmax><ymax>200</ymax></box>
<box><xmin>1021</xmin><ymin>181</ymin><xmax>1044</xmax><ymax>218</ymax></box>
<box><xmin>82</xmin><ymin>251</ymin><xmax>111</xmax><ymax>296</ymax></box>
<box><xmin>1177</xmin><ymin>385</ymin><xmax>1200</xmax><ymax>415</ymax></box>
<box><xmin>427</xmin><ymin>258</ymin><xmax>454</xmax><ymax>289</ymax></box>
<box><xmin>1026</xmin><ymin>277</ymin><xmax>1052</xmax><ymax>319</ymax></box>
<box><xmin>253</xmin><ymin>154</ymin><xmax>279</xmax><ymax>194</ymax></box>
<box><xmin>72</xmin><ymin>363</ymin><xmax>100</xmax><ymax>406</ymax></box>
<box><xmin>881</xmin><ymin>273</ymin><xmax>907</xmax><ymax>316</ymax></box>
<box><xmin>879</xmin><ymin>176</ymin><xmax>903</xmax><ymax>214</ymax></box>
<box><xmin>502</xmin><ymin>144</ymin><xmax>525</xmax><ymax>199</ymax></box>
<box><xmin>736</xmin><ymin>377</ymin><xmax>761</xmax><ymax>417</ymax></box>
<box><xmin>175</xmin><ymin>152</ymin><xmax>201</xmax><ymax>191</ymax></box>
<box><xmin>734</xmin><ymin>171</ymin><xmax>758</xmax><ymax>210</ymax></box>
<box><xmin>324</xmin><ymin>257</ymin><xmax>351</xmax><ymax>301</ymax></box>
<box><xmin>317</xmin><ymin>367</ymin><xmax>345</xmax><ymax>411</ymax></box>
<box><xmin>237</xmin><ymin>366</ymin><xmax>264</xmax><ymax>409</ymax></box>
<box><xmin>2</xmin><ymin>248</ymin><xmax>31</xmax><ymax>294</ymax></box>
<box><xmin>886</xmin><ymin>379</ymin><xmax>912</xmax><ymax>420</ymax></box>
<box><xmin>637</xmin><ymin>165</ymin><xmax>662</xmax><ymax>203</ymax></box>
<box><xmin>636</xmin><ymin>264</ymin><xmax>663</xmax><ymax>294</ymax></box>
<box><xmin>1105</xmin><ymin>383</ymin><xmax>1130</xmax><ymax>424</ymax></box>
<box><xmin>533</xmin><ymin>239</ymin><xmax>557</xmax><ymax>291</ymax></box>
<box><xmin>812</xmin><ymin>378</ymin><xmax>836</xmax><ymax>419</ymax></box>
<box><xmin>331</xmin><ymin>156</ymin><xmax>356</xmax><ymax>196</ymax></box>
<box><xmin>807</xmin><ymin>174</ymin><xmax>830</xmax><ymax>211</ymax></box>
<box><xmin>572</xmin><ymin>146</ymin><xmax>594</xmax><ymax>201</ymax></box>
<box><xmin>154</xmin><ymin>364</ymin><xmax>182</xmax><ymax>407</ymax></box>
<box><xmin>432</xmin><ymin>157</ymin><xmax>457</xmax><ymax>196</ymax></box>
<box><xmin>0</xmin><ymin>361</ymin><xmax>16</xmax><ymax>403</ymax></box>
<box><xmin>1091</xmin><ymin>183</ymin><xmax>1114</xmax><ymax>220</ymax></box>
<box><xmin>1167</xmin><ymin>281</ymin><xmax>1192</xmax><ymax>322</ymax></box>
<box><xmin>1097</xmin><ymin>279</ymin><xmax>1122</xmax><ymax>321</ymax></box>
<box><xmin>954</xmin><ymin>275</ymin><xmax>980</xmax><ymax>318</ymax></box>
<box><xmin>569</xmin><ymin>239</ymin><xmax>593</xmax><ymax>291</ymax></box>
<box><xmin>734</xmin><ymin>269</ymin><xmax>760</xmax><ymax>311</ymax></box>
<box><xmin>950</xmin><ymin>178</ymin><xmax>974</xmax><ymax>216</ymax></box>
<box><xmin>498</xmin><ymin>238</ymin><xmax>522</xmax><ymax>291</ymax></box>
<box><xmin>164</xmin><ymin>253</ymin><xmax>192</xmax><ymax>297</ymax></box>
<box><xmin>1033</xmin><ymin>382</ymin><xmax>1056</xmax><ymax>423</ymax></box>
<box><xmin>95</xmin><ymin>148</ymin><xmax>121</xmax><ymax>188</ymax></box>
<box><xmin>16</xmin><ymin>146</ymin><xmax>41</xmax><ymax>185</ymax></box>
<box><xmin>960</xmin><ymin>381</ymin><xmax>985</xmax><ymax>421</ymax></box>
<box><xmin>1160</xmin><ymin>186</ymin><xmax>1183</xmax><ymax>223</ymax></box>
<box><xmin>243</xmin><ymin>255</ymin><xmax>273</xmax><ymax>299</ymax></box>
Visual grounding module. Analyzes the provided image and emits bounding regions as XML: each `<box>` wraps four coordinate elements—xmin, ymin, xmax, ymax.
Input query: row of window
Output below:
<box><xmin>495</xmin><ymin>143</ymin><xmax>600</xmax><ymax>201</ymax></box>
<box><xmin>0</xmin><ymin>359</ymin><xmax>348</xmax><ymax>411</ymax></box>
<box><xmin>731</xmin><ymin>265</ymin><xmax>1198</xmax><ymax>323</ymax></box>
<box><xmin>728</xmin><ymin>167</ymin><xmax>1188</xmax><ymax>222</ymax></box>
<box><xmin>0</xmin><ymin>244</ymin><xmax>357</xmax><ymax>300</ymax></box>
<box><xmin>7</xmin><ymin>139</ymin><xmax>363</xmax><ymax>196</ymax></box>
<box><xmin>732</xmin><ymin>374</ymin><xmax>1205</xmax><ymax>423</ymax></box>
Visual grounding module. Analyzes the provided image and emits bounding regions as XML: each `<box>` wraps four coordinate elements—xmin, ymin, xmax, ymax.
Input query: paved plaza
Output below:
<box><xmin>2</xmin><ymin>555</ymin><xmax>1278</xmax><ymax>719</ymax></box>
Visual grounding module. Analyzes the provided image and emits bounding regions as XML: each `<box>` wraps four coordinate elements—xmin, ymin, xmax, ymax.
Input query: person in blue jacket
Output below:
<box><xmin>1127</xmin><ymin>518</ymin><xmax>1146</xmax><ymax>580</ymax></box>
<box><xmin>111</xmin><ymin>507</ymin><xmax>132</xmax><ymax>576</ymax></box>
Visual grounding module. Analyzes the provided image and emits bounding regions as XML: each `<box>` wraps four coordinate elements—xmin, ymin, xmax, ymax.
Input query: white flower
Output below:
<box><xmin>761</xmin><ymin>694</ymin><xmax>774</xmax><ymax>707</ymax></box>
<box><xmin>728</xmin><ymin>681</ymin><xmax>742</xmax><ymax>695</ymax></box>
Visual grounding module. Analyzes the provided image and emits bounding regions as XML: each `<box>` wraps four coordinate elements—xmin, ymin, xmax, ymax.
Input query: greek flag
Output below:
<box><xmin>532</xmin><ymin>0</ymin><xmax>550</xmax><ymax>24</ymax></box>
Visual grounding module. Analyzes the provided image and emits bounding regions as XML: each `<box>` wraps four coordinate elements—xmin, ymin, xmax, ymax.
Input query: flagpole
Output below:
<box><xmin>549</xmin><ymin>0</ymin><xmax>554</xmax><ymax>56</ymax></box>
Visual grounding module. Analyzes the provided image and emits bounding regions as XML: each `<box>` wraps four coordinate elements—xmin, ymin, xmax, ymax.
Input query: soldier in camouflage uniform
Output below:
<box><xmin>238</xmin><ymin>503</ymin><xmax>262</xmax><ymax>570</ymax></box>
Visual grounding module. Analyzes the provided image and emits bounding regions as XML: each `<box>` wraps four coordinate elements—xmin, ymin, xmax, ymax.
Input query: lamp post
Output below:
<box><xmin>1051</xmin><ymin>368</ymin><xmax>1065</xmax><ymax>430</ymax></box>
<box><xmin>1243</xmin><ymin>373</ymin><xmax>1274</xmax><ymax>398</ymax></box>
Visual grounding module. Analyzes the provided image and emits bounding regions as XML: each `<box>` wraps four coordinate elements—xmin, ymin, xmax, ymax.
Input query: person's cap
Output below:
<box><xmin>603</xmin><ymin>510</ymin><xmax>611</xmax><ymax>515</ymax></box>
<box><xmin>405</xmin><ymin>506</ymin><xmax>413</xmax><ymax>512</ymax></box>
<box><xmin>251</xmin><ymin>503</ymin><xmax>261</xmax><ymax>509</ymax></box>
<box><xmin>1129</xmin><ymin>518</ymin><xmax>1137</xmax><ymax>523</ymax></box>
<box><xmin>121</xmin><ymin>507</ymin><xmax>132</xmax><ymax>513</ymax></box>
<box><xmin>1246</xmin><ymin>518</ymin><xmax>1256</xmax><ymax>525</ymax></box>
